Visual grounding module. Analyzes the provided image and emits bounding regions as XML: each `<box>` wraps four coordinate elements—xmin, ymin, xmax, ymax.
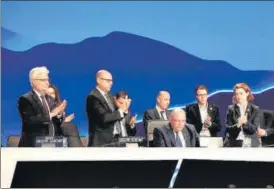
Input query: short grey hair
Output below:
<box><xmin>29</xmin><ymin>66</ymin><xmax>49</xmax><ymax>86</ymax></box>
<box><xmin>169</xmin><ymin>108</ymin><xmax>186</xmax><ymax>118</ymax></box>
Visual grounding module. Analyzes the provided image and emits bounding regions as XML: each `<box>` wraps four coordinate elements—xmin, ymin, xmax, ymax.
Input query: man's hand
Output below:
<box><xmin>204</xmin><ymin>116</ymin><xmax>212</xmax><ymax>127</ymax></box>
<box><xmin>129</xmin><ymin>114</ymin><xmax>137</xmax><ymax>126</ymax></box>
<box><xmin>257</xmin><ymin>128</ymin><xmax>267</xmax><ymax>137</ymax></box>
<box><xmin>64</xmin><ymin>113</ymin><xmax>75</xmax><ymax>122</ymax></box>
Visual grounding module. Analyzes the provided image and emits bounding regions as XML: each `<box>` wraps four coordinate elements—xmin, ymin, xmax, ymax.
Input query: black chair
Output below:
<box><xmin>260</xmin><ymin>109</ymin><xmax>274</xmax><ymax>147</ymax></box>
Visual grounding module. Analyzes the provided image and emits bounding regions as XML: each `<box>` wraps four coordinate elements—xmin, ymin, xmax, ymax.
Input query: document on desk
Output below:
<box><xmin>200</xmin><ymin>137</ymin><xmax>223</xmax><ymax>148</ymax></box>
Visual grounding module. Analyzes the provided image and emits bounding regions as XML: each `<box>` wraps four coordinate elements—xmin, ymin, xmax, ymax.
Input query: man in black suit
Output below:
<box><xmin>115</xmin><ymin>90</ymin><xmax>137</xmax><ymax>137</ymax></box>
<box><xmin>257</xmin><ymin>109</ymin><xmax>274</xmax><ymax>147</ymax></box>
<box><xmin>18</xmin><ymin>66</ymin><xmax>67</xmax><ymax>147</ymax></box>
<box><xmin>153</xmin><ymin>108</ymin><xmax>199</xmax><ymax>147</ymax></box>
<box><xmin>86</xmin><ymin>70</ymin><xmax>131</xmax><ymax>147</ymax></box>
<box><xmin>186</xmin><ymin>85</ymin><xmax>221</xmax><ymax>137</ymax></box>
<box><xmin>143</xmin><ymin>91</ymin><xmax>171</xmax><ymax>135</ymax></box>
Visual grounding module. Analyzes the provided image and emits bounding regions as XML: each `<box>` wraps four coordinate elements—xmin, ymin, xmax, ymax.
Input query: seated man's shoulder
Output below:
<box><xmin>185</xmin><ymin>123</ymin><xmax>196</xmax><ymax>132</ymax></box>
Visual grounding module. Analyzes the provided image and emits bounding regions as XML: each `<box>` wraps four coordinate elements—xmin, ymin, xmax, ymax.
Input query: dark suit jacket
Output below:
<box><xmin>18</xmin><ymin>90</ymin><xmax>63</xmax><ymax>147</ymax></box>
<box><xmin>153</xmin><ymin>123</ymin><xmax>199</xmax><ymax>147</ymax></box>
<box><xmin>86</xmin><ymin>88</ymin><xmax>136</xmax><ymax>147</ymax></box>
<box><xmin>185</xmin><ymin>103</ymin><xmax>221</xmax><ymax>137</ymax></box>
<box><xmin>260</xmin><ymin>110</ymin><xmax>274</xmax><ymax>146</ymax></box>
<box><xmin>143</xmin><ymin>108</ymin><xmax>171</xmax><ymax>135</ymax></box>
<box><xmin>224</xmin><ymin>103</ymin><xmax>260</xmax><ymax>147</ymax></box>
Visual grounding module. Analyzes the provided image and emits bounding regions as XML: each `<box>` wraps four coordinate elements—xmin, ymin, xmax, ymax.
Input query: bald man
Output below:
<box><xmin>153</xmin><ymin>108</ymin><xmax>199</xmax><ymax>147</ymax></box>
<box><xmin>86</xmin><ymin>70</ymin><xmax>130</xmax><ymax>147</ymax></box>
<box><xmin>143</xmin><ymin>91</ymin><xmax>171</xmax><ymax>133</ymax></box>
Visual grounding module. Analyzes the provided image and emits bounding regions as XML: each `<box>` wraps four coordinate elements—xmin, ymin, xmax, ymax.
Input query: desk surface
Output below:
<box><xmin>1</xmin><ymin>148</ymin><xmax>274</xmax><ymax>188</ymax></box>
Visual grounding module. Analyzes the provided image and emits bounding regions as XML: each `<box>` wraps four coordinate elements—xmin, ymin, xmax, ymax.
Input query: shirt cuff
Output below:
<box><xmin>118</xmin><ymin>109</ymin><xmax>124</xmax><ymax>118</ymax></box>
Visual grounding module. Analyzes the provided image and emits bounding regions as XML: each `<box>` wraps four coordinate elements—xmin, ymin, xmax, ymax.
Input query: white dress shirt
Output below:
<box><xmin>156</xmin><ymin>106</ymin><xmax>168</xmax><ymax>120</ymax></box>
<box><xmin>198</xmin><ymin>103</ymin><xmax>211</xmax><ymax>137</ymax></box>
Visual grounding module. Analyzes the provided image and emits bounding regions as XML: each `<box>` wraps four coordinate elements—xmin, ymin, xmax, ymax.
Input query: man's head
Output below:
<box><xmin>168</xmin><ymin>108</ymin><xmax>186</xmax><ymax>132</ymax></box>
<box><xmin>29</xmin><ymin>66</ymin><xmax>50</xmax><ymax>94</ymax></box>
<box><xmin>156</xmin><ymin>91</ymin><xmax>170</xmax><ymax>110</ymax></box>
<box><xmin>96</xmin><ymin>70</ymin><xmax>113</xmax><ymax>93</ymax></box>
<box><xmin>195</xmin><ymin>85</ymin><xmax>208</xmax><ymax>105</ymax></box>
<box><xmin>115</xmin><ymin>90</ymin><xmax>129</xmax><ymax>105</ymax></box>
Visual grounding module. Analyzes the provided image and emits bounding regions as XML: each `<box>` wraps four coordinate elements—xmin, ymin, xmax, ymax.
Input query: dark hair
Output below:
<box><xmin>195</xmin><ymin>85</ymin><xmax>208</xmax><ymax>94</ymax></box>
<box><xmin>115</xmin><ymin>90</ymin><xmax>128</xmax><ymax>99</ymax></box>
<box><xmin>48</xmin><ymin>84</ymin><xmax>62</xmax><ymax>105</ymax></box>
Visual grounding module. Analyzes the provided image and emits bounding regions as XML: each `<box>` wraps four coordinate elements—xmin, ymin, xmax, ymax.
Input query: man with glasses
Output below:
<box><xmin>18</xmin><ymin>66</ymin><xmax>67</xmax><ymax>147</ymax></box>
<box><xmin>86</xmin><ymin>70</ymin><xmax>130</xmax><ymax>147</ymax></box>
<box><xmin>153</xmin><ymin>108</ymin><xmax>199</xmax><ymax>147</ymax></box>
<box><xmin>185</xmin><ymin>85</ymin><xmax>221</xmax><ymax>137</ymax></box>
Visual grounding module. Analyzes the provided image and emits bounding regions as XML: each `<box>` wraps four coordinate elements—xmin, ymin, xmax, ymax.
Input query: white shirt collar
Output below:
<box><xmin>33</xmin><ymin>89</ymin><xmax>43</xmax><ymax>99</ymax></box>
<box><xmin>198</xmin><ymin>103</ymin><xmax>208</xmax><ymax>110</ymax></box>
<box><xmin>155</xmin><ymin>105</ymin><xmax>165</xmax><ymax>112</ymax></box>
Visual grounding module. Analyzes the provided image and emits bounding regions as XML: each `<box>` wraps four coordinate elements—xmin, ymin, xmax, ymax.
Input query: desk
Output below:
<box><xmin>1</xmin><ymin>148</ymin><xmax>274</xmax><ymax>188</ymax></box>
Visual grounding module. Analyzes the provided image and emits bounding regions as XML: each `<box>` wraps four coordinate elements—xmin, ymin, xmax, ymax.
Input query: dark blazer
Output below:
<box><xmin>224</xmin><ymin>103</ymin><xmax>260</xmax><ymax>147</ymax></box>
<box><xmin>260</xmin><ymin>110</ymin><xmax>274</xmax><ymax>147</ymax></box>
<box><xmin>18</xmin><ymin>90</ymin><xmax>63</xmax><ymax>147</ymax></box>
<box><xmin>153</xmin><ymin>123</ymin><xmax>199</xmax><ymax>147</ymax></box>
<box><xmin>86</xmin><ymin>88</ymin><xmax>136</xmax><ymax>147</ymax></box>
<box><xmin>185</xmin><ymin>103</ymin><xmax>221</xmax><ymax>137</ymax></box>
<box><xmin>143</xmin><ymin>108</ymin><xmax>171</xmax><ymax>135</ymax></box>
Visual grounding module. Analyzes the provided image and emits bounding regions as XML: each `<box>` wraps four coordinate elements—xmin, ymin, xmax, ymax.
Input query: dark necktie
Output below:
<box><xmin>41</xmin><ymin>95</ymin><xmax>55</xmax><ymax>136</ymax></box>
<box><xmin>104</xmin><ymin>93</ymin><xmax>115</xmax><ymax>111</ymax></box>
<box><xmin>175</xmin><ymin>132</ymin><xmax>183</xmax><ymax>147</ymax></box>
<box><xmin>40</xmin><ymin>95</ymin><xmax>50</xmax><ymax>117</ymax></box>
<box><xmin>160</xmin><ymin>111</ymin><xmax>166</xmax><ymax>120</ymax></box>
<box><xmin>104</xmin><ymin>93</ymin><xmax>122</xmax><ymax>135</ymax></box>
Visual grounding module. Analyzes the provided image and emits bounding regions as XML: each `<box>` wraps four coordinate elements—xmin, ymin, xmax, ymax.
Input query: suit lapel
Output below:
<box><xmin>182</xmin><ymin>128</ymin><xmax>190</xmax><ymax>147</ymax></box>
<box><xmin>153</xmin><ymin>108</ymin><xmax>161</xmax><ymax>119</ymax></box>
<box><xmin>31</xmin><ymin>90</ymin><xmax>45</xmax><ymax>114</ymax></box>
<box><xmin>246</xmin><ymin>103</ymin><xmax>252</xmax><ymax>120</ymax></box>
<box><xmin>234</xmin><ymin>104</ymin><xmax>241</xmax><ymax>122</ymax></box>
<box><xmin>94</xmin><ymin>88</ymin><xmax>113</xmax><ymax>112</ymax></box>
<box><xmin>166</xmin><ymin>124</ymin><xmax>176</xmax><ymax>146</ymax></box>
<box><xmin>193</xmin><ymin>103</ymin><xmax>202</xmax><ymax>123</ymax></box>
<box><xmin>207</xmin><ymin>104</ymin><xmax>213</xmax><ymax>118</ymax></box>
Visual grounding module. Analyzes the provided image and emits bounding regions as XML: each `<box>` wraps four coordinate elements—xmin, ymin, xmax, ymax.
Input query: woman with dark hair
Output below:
<box><xmin>224</xmin><ymin>83</ymin><xmax>261</xmax><ymax>147</ymax></box>
<box><xmin>48</xmin><ymin>84</ymin><xmax>74</xmax><ymax>122</ymax></box>
<box><xmin>47</xmin><ymin>84</ymin><xmax>83</xmax><ymax>147</ymax></box>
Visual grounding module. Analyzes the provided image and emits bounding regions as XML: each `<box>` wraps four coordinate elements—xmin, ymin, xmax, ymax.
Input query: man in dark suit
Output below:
<box><xmin>143</xmin><ymin>91</ymin><xmax>171</xmax><ymax>135</ymax></box>
<box><xmin>115</xmin><ymin>90</ymin><xmax>137</xmax><ymax>137</ymax></box>
<box><xmin>257</xmin><ymin>109</ymin><xmax>274</xmax><ymax>147</ymax></box>
<box><xmin>18</xmin><ymin>66</ymin><xmax>67</xmax><ymax>147</ymax></box>
<box><xmin>186</xmin><ymin>85</ymin><xmax>221</xmax><ymax>137</ymax></box>
<box><xmin>153</xmin><ymin>108</ymin><xmax>199</xmax><ymax>147</ymax></box>
<box><xmin>86</xmin><ymin>70</ymin><xmax>131</xmax><ymax>147</ymax></box>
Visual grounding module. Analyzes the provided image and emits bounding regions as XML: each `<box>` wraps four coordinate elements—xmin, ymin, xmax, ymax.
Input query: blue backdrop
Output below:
<box><xmin>1</xmin><ymin>2</ymin><xmax>274</xmax><ymax>146</ymax></box>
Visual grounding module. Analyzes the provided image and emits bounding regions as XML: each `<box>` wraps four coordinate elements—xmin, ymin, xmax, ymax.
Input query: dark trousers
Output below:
<box><xmin>61</xmin><ymin>122</ymin><xmax>83</xmax><ymax>147</ymax></box>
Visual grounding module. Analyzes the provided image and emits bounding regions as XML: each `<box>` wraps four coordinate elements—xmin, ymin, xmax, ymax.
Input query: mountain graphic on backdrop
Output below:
<box><xmin>1</xmin><ymin>27</ymin><xmax>38</xmax><ymax>51</ymax></box>
<box><xmin>1</xmin><ymin>30</ymin><xmax>274</xmax><ymax>144</ymax></box>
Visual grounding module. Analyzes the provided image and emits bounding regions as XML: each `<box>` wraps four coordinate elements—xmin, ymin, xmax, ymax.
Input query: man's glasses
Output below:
<box><xmin>196</xmin><ymin>94</ymin><xmax>207</xmax><ymax>97</ymax></box>
<box><xmin>100</xmin><ymin>78</ymin><xmax>113</xmax><ymax>83</ymax></box>
<box><xmin>34</xmin><ymin>78</ymin><xmax>49</xmax><ymax>82</ymax></box>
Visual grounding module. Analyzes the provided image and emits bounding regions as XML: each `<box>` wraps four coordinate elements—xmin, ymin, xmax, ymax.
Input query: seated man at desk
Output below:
<box><xmin>153</xmin><ymin>108</ymin><xmax>199</xmax><ymax>147</ymax></box>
